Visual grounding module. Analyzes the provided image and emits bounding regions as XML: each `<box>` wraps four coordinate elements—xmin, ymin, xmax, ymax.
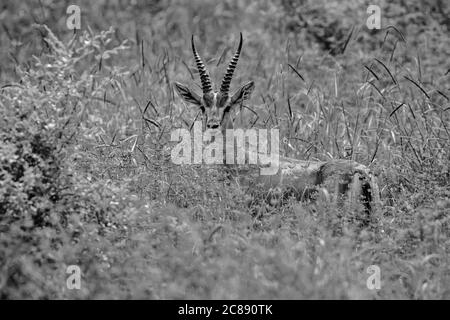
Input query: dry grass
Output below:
<box><xmin>0</xmin><ymin>0</ymin><xmax>449</xmax><ymax>299</ymax></box>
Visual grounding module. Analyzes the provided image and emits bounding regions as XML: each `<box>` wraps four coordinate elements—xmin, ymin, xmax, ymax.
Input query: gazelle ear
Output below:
<box><xmin>230</xmin><ymin>81</ymin><xmax>255</xmax><ymax>106</ymax></box>
<box><xmin>174</xmin><ymin>82</ymin><xmax>202</xmax><ymax>106</ymax></box>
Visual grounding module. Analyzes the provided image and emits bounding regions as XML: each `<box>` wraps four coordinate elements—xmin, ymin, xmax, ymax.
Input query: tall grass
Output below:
<box><xmin>0</xmin><ymin>0</ymin><xmax>449</xmax><ymax>299</ymax></box>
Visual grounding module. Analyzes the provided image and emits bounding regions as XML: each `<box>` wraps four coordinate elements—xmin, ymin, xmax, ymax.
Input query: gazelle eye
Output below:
<box><xmin>203</xmin><ymin>101</ymin><xmax>212</xmax><ymax>108</ymax></box>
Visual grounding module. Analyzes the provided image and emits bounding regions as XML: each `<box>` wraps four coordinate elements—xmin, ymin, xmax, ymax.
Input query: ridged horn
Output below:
<box><xmin>191</xmin><ymin>35</ymin><xmax>212</xmax><ymax>94</ymax></box>
<box><xmin>220</xmin><ymin>32</ymin><xmax>243</xmax><ymax>96</ymax></box>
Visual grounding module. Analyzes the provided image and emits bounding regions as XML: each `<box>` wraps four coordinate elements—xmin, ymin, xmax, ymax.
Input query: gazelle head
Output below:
<box><xmin>174</xmin><ymin>33</ymin><xmax>255</xmax><ymax>130</ymax></box>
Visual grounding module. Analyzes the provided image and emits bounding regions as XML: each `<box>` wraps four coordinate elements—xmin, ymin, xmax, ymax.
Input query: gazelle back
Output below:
<box><xmin>173</xmin><ymin>33</ymin><xmax>381</xmax><ymax>219</ymax></box>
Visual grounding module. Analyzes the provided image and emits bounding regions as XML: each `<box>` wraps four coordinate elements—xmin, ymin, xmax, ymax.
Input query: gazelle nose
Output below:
<box><xmin>207</xmin><ymin>121</ymin><xmax>220</xmax><ymax>129</ymax></box>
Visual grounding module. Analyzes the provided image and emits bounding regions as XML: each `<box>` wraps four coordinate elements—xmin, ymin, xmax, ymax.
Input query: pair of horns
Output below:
<box><xmin>191</xmin><ymin>32</ymin><xmax>243</xmax><ymax>96</ymax></box>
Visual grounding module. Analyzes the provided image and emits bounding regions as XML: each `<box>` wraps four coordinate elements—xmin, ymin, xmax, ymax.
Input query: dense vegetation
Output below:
<box><xmin>0</xmin><ymin>0</ymin><xmax>449</xmax><ymax>299</ymax></box>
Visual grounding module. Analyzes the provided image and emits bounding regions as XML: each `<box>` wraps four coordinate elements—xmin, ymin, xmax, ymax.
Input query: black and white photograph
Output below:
<box><xmin>0</xmin><ymin>0</ymin><xmax>449</xmax><ymax>303</ymax></box>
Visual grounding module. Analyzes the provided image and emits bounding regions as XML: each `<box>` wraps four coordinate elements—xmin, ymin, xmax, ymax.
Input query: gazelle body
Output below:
<box><xmin>174</xmin><ymin>33</ymin><xmax>380</xmax><ymax>215</ymax></box>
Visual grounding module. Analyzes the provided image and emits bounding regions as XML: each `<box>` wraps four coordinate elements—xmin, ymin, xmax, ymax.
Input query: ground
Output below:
<box><xmin>0</xmin><ymin>0</ymin><xmax>449</xmax><ymax>299</ymax></box>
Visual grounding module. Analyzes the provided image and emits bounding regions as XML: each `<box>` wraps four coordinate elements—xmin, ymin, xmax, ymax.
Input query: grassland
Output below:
<box><xmin>0</xmin><ymin>0</ymin><xmax>449</xmax><ymax>299</ymax></box>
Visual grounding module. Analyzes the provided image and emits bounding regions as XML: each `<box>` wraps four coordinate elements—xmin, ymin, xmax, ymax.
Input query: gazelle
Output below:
<box><xmin>174</xmin><ymin>33</ymin><xmax>380</xmax><ymax>216</ymax></box>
